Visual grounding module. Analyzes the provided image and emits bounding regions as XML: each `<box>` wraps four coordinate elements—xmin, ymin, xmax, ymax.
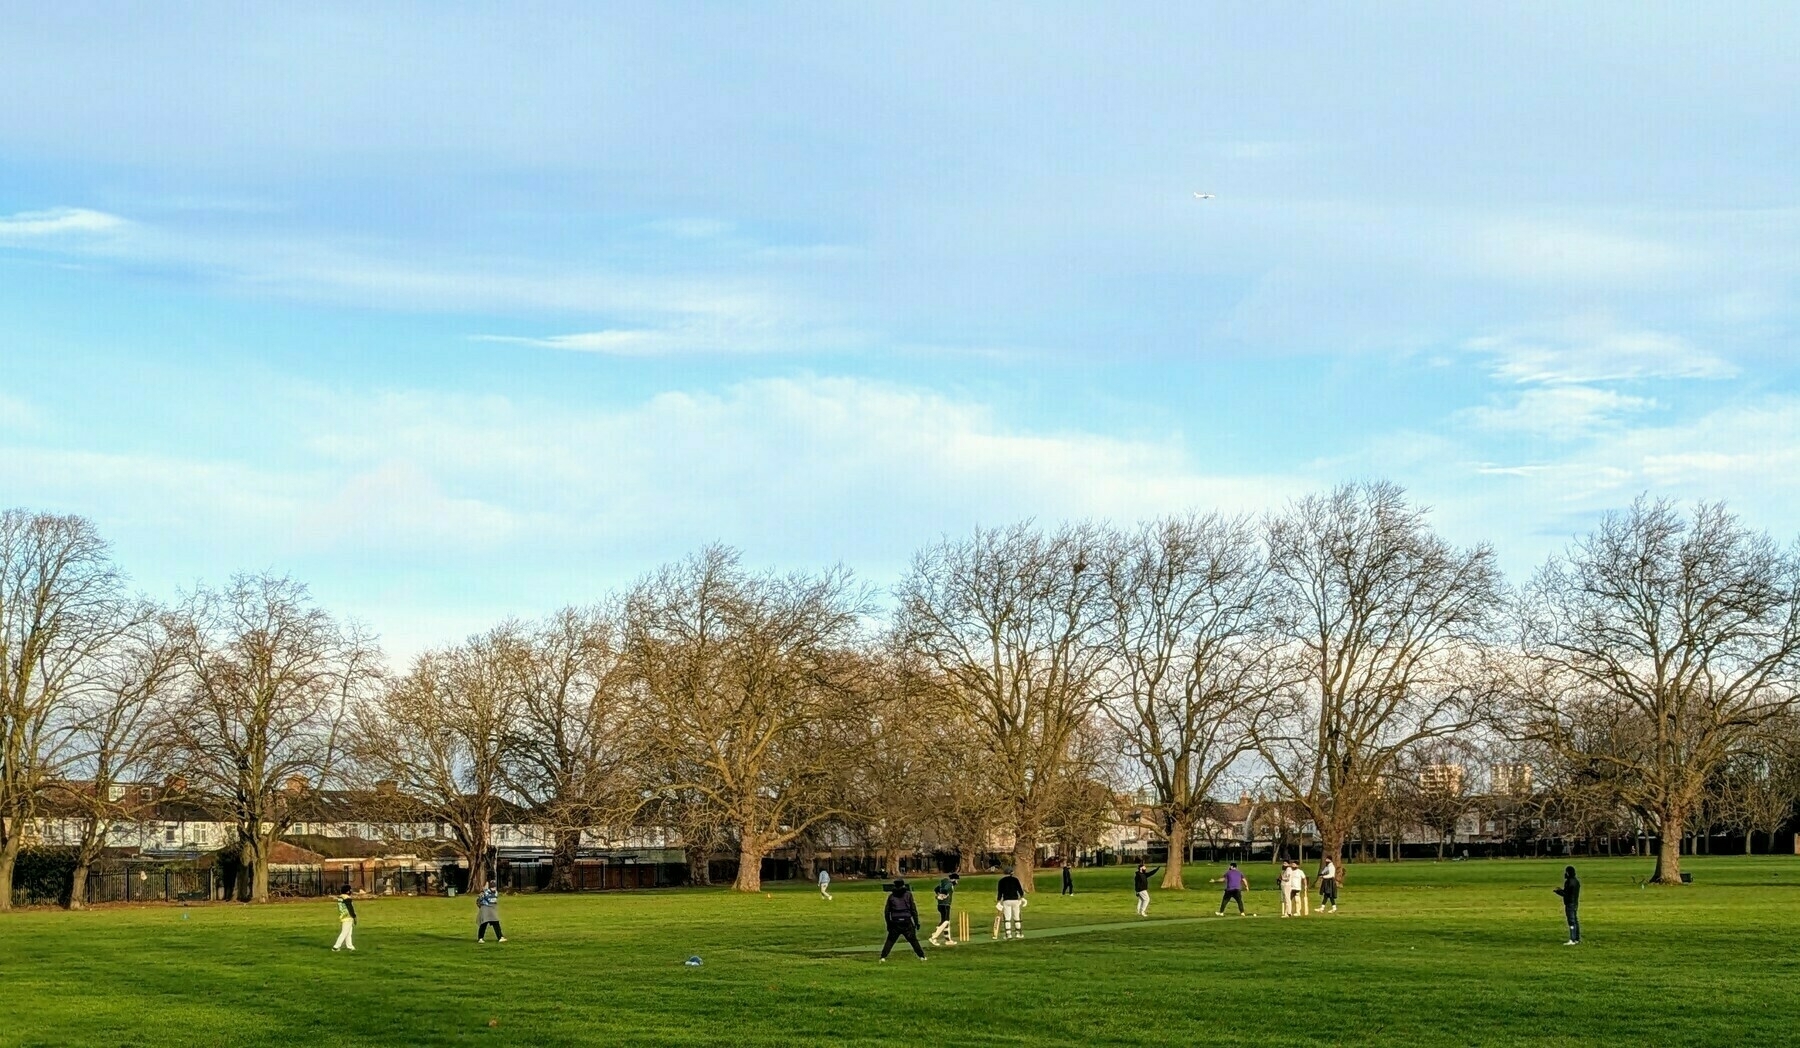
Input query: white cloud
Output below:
<box><xmin>297</xmin><ymin>460</ymin><xmax>522</xmax><ymax>553</ymax></box>
<box><xmin>300</xmin><ymin>376</ymin><xmax>1303</xmax><ymax>559</ymax></box>
<box><xmin>0</xmin><ymin>207</ymin><xmax>127</xmax><ymax>237</ymax></box>
<box><xmin>1461</xmin><ymin>385</ymin><xmax>1656</xmax><ymax>439</ymax></box>
<box><xmin>1471</xmin><ymin>324</ymin><xmax>1736</xmax><ymax>386</ymax></box>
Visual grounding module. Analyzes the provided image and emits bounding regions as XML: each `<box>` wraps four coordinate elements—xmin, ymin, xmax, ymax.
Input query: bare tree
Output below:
<box><xmin>1097</xmin><ymin>514</ymin><xmax>1285</xmax><ymax>889</ymax></box>
<box><xmin>355</xmin><ymin>627</ymin><xmax>522</xmax><ymax>893</ymax></box>
<box><xmin>0</xmin><ymin>511</ymin><xmax>129</xmax><ymax>910</ymax></box>
<box><xmin>895</xmin><ymin>522</ymin><xmax>1110</xmax><ymax>891</ymax></box>
<box><xmin>1397</xmin><ymin>740</ymin><xmax>1479</xmax><ymax>860</ymax></box>
<box><xmin>167</xmin><ymin>574</ymin><xmax>379</xmax><ymax>902</ymax></box>
<box><xmin>1258</xmin><ymin>482</ymin><xmax>1501</xmax><ymax>872</ymax></box>
<box><xmin>1720</xmin><ymin>727</ymin><xmax>1800</xmax><ymax>854</ymax></box>
<box><xmin>842</xmin><ymin>658</ymin><xmax>936</xmax><ymax>878</ymax></box>
<box><xmin>505</xmin><ymin>608</ymin><xmax>636</xmax><ymax>891</ymax></box>
<box><xmin>61</xmin><ymin>606</ymin><xmax>181</xmax><ymax>908</ymax></box>
<box><xmin>1519</xmin><ymin>498</ymin><xmax>1800</xmax><ymax>883</ymax></box>
<box><xmin>625</xmin><ymin>546</ymin><xmax>869</xmax><ymax>892</ymax></box>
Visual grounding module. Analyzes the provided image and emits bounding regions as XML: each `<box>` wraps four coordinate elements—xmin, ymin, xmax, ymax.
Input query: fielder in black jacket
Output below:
<box><xmin>879</xmin><ymin>879</ymin><xmax>927</xmax><ymax>961</ymax></box>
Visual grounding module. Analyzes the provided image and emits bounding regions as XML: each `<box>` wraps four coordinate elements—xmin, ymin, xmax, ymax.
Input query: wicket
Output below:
<box><xmin>957</xmin><ymin>910</ymin><xmax>969</xmax><ymax>942</ymax></box>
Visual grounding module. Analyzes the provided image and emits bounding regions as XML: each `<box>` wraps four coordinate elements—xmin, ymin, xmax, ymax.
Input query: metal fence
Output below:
<box><xmin>82</xmin><ymin>867</ymin><xmax>217</xmax><ymax>905</ymax></box>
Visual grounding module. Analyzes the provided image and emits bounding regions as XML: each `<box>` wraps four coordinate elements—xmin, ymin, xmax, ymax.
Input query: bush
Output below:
<box><xmin>12</xmin><ymin>846</ymin><xmax>79</xmax><ymax>906</ymax></box>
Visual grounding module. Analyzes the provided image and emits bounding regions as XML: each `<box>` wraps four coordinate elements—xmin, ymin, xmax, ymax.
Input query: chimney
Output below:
<box><xmin>284</xmin><ymin>774</ymin><xmax>310</xmax><ymax>794</ymax></box>
<box><xmin>1238</xmin><ymin>791</ymin><xmax>1250</xmax><ymax>806</ymax></box>
<box><xmin>376</xmin><ymin>780</ymin><xmax>398</xmax><ymax>796</ymax></box>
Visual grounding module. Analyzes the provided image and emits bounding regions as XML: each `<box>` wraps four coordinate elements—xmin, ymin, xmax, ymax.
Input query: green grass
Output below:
<box><xmin>5</xmin><ymin>856</ymin><xmax>1800</xmax><ymax>1046</ymax></box>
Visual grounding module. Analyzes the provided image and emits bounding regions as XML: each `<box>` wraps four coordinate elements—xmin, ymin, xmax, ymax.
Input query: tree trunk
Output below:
<box><xmin>0</xmin><ymin>844</ymin><xmax>16</xmax><ymax>912</ymax></box>
<box><xmin>957</xmin><ymin>845</ymin><xmax>982</xmax><ymax>875</ymax></box>
<box><xmin>733</xmin><ymin>842</ymin><xmax>765</xmax><ymax>892</ymax></box>
<box><xmin>685</xmin><ymin>844</ymin><xmax>711</xmax><ymax>886</ymax></box>
<box><xmin>68</xmin><ymin>862</ymin><xmax>91</xmax><ymax>910</ymax></box>
<box><xmin>1650</xmin><ymin>810</ymin><xmax>1685</xmax><ymax>884</ymax></box>
<box><xmin>1011</xmin><ymin>837</ymin><xmax>1037</xmax><ymax>893</ymax></box>
<box><xmin>251</xmin><ymin>852</ymin><xmax>271</xmax><ymax>903</ymax></box>
<box><xmin>1746</xmin><ymin>831</ymin><xmax>1754</xmax><ymax>855</ymax></box>
<box><xmin>883</xmin><ymin>844</ymin><xmax>901</xmax><ymax>879</ymax></box>
<box><xmin>551</xmin><ymin>829</ymin><xmax>581</xmax><ymax>891</ymax></box>
<box><xmin>1161</xmin><ymin>822</ymin><xmax>1188</xmax><ymax>889</ymax></box>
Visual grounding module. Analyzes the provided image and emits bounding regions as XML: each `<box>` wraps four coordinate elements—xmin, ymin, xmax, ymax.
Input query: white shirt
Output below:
<box><xmin>1321</xmin><ymin>861</ymin><xmax>1337</xmax><ymax>880</ymax></box>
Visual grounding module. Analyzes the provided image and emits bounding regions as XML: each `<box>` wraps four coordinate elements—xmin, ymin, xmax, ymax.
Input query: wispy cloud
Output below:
<box><xmin>1460</xmin><ymin>385</ymin><xmax>1656</xmax><ymax>439</ymax></box>
<box><xmin>1470</xmin><ymin>322</ymin><xmax>1737</xmax><ymax>386</ymax></box>
<box><xmin>0</xmin><ymin>207</ymin><xmax>127</xmax><ymax>237</ymax></box>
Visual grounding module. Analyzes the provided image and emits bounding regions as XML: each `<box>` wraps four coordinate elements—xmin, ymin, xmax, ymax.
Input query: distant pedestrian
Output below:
<box><xmin>928</xmin><ymin>872</ymin><xmax>960</xmax><ymax>946</ymax></box>
<box><xmin>879</xmin><ymin>879</ymin><xmax>927</xmax><ymax>962</ymax></box>
<box><xmin>332</xmin><ymin>890</ymin><xmax>357</xmax><ymax>951</ymax></box>
<box><xmin>1212</xmin><ymin>862</ymin><xmax>1249</xmax><ymax>916</ymax></box>
<box><xmin>1318</xmin><ymin>857</ymin><xmax>1339</xmax><ymax>913</ymax></box>
<box><xmin>997</xmin><ymin>867</ymin><xmax>1026</xmax><ymax>939</ymax></box>
<box><xmin>1062</xmin><ymin>861</ymin><xmax>1074</xmax><ymax>896</ymax></box>
<box><xmin>476</xmin><ymin>885</ymin><xmax>506</xmax><ymax>943</ymax></box>
<box><xmin>1133</xmin><ymin>863</ymin><xmax>1160</xmax><ymax>916</ymax></box>
<box><xmin>818</xmin><ymin>867</ymin><xmax>833</xmax><ymax>901</ymax></box>
<box><xmin>1554</xmin><ymin>866</ymin><xmax>1581</xmax><ymax>945</ymax></box>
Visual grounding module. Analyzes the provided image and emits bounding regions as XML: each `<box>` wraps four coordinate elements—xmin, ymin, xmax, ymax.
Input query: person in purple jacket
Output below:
<box><xmin>1212</xmin><ymin>862</ymin><xmax>1249</xmax><ymax>916</ymax></box>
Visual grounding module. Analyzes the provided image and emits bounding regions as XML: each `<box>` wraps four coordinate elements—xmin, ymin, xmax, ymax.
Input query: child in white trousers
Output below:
<box><xmin>332</xmin><ymin>891</ymin><xmax>357</xmax><ymax>951</ymax></box>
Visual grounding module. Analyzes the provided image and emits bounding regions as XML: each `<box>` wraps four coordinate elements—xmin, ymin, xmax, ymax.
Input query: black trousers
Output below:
<box><xmin>1320</xmin><ymin>878</ymin><xmax>1337</xmax><ymax>904</ymax></box>
<box><xmin>1062</xmin><ymin>876</ymin><xmax>1074</xmax><ymax>895</ymax></box>
<box><xmin>1218</xmin><ymin>889</ymin><xmax>1244</xmax><ymax>913</ymax></box>
<box><xmin>478</xmin><ymin>920</ymin><xmax>503</xmax><ymax>940</ymax></box>
<box><xmin>881</xmin><ymin>922</ymin><xmax>925</xmax><ymax>958</ymax></box>
<box><xmin>1565</xmin><ymin>907</ymin><xmax>1580</xmax><ymax>943</ymax></box>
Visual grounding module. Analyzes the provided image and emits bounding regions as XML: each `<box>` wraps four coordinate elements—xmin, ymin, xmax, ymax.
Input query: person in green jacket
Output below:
<box><xmin>332</xmin><ymin>891</ymin><xmax>357</xmax><ymax>951</ymax></box>
<box><xmin>928</xmin><ymin>872</ymin><xmax>960</xmax><ymax>946</ymax></box>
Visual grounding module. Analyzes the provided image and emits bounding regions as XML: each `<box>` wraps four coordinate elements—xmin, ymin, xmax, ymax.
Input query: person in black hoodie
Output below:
<box><xmin>1134</xmin><ymin>864</ymin><xmax>1160</xmax><ymax>917</ymax></box>
<box><xmin>1554</xmin><ymin>866</ymin><xmax>1581</xmax><ymax>945</ymax></box>
<box><xmin>879</xmin><ymin>879</ymin><xmax>927</xmax><ymax>962</ymax></box>
<box><xmin>1061</xmin><ymin>861</ymin><xmax>1074</xmax><ymax>896</ymax></box>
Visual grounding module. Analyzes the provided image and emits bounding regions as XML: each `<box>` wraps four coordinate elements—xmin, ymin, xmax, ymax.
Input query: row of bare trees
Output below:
<box><xmin>7</xmin><ymin>482</ymin><xmax>1800</xmax><ymax>908</ymax></box>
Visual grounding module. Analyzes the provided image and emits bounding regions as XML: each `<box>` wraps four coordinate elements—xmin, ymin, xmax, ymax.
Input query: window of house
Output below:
<box><xmin>108</xmin><ymin>785</ymin><xmax>125</xmax><ymax>802</ymax></box>
<box><xmin>164</xmin><ymin>826</ymin><xmax>177</xmax><ymax>843</ymax></box>
<box><xmin>140</xmin><ymin>786</ymin><xmax>153</xmax><ymax>801</ymax></box>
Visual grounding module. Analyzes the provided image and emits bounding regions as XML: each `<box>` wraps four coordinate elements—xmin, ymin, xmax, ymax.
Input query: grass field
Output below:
<box><xmin>5</xmin><ymin>856</ymin><xmax>1800</xmax><ymax>1047</ymax></box>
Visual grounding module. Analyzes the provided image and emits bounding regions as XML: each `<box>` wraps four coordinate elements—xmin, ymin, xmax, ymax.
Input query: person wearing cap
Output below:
<box><xmin>878</xmin><ymin>878</ymin><xmax>927</xmax><ymax>962</ymax></box>
<box><xmin>332</xmin><ymin>890</ymin><xmax>357</xmax><ymax>951</ymax></box>
<box><xmin>996</xmin><ymin>867</ymin><xmax>1026</xmax><ymax>940</ymax></box>
<box><xmin>928</xmin><ymin>872</ymin><xmax>959</xmax><ymax>946</ymax></box>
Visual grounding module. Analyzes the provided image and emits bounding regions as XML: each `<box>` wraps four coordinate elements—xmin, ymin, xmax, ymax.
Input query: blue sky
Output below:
<box><xmin>2</xmin><ymin>3</ymin><xmax>1797</xmax><ymax>661</ymax></box>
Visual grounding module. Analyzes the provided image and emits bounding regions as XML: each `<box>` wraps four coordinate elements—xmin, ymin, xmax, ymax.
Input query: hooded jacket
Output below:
<box><xmin>884</xmin><ymin>883</ymin><xmax>921</xmax><ymax>929</ymax></box>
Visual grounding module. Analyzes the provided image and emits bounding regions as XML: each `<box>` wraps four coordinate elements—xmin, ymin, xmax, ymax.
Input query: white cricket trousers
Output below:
<box><xmin>1136</xmin><ymin>889</ymin><xmax>1150</xmax><ymax>916</ymax></box>
<box><xmin>334</xmin><ymin>918</ymin><xmax>355</xmax><ymax>950</ymax></box>
<box><xmin>1000</xmin><ymin>899</ymin><xmax>1023</xmax><ymax>937</ymax></box>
